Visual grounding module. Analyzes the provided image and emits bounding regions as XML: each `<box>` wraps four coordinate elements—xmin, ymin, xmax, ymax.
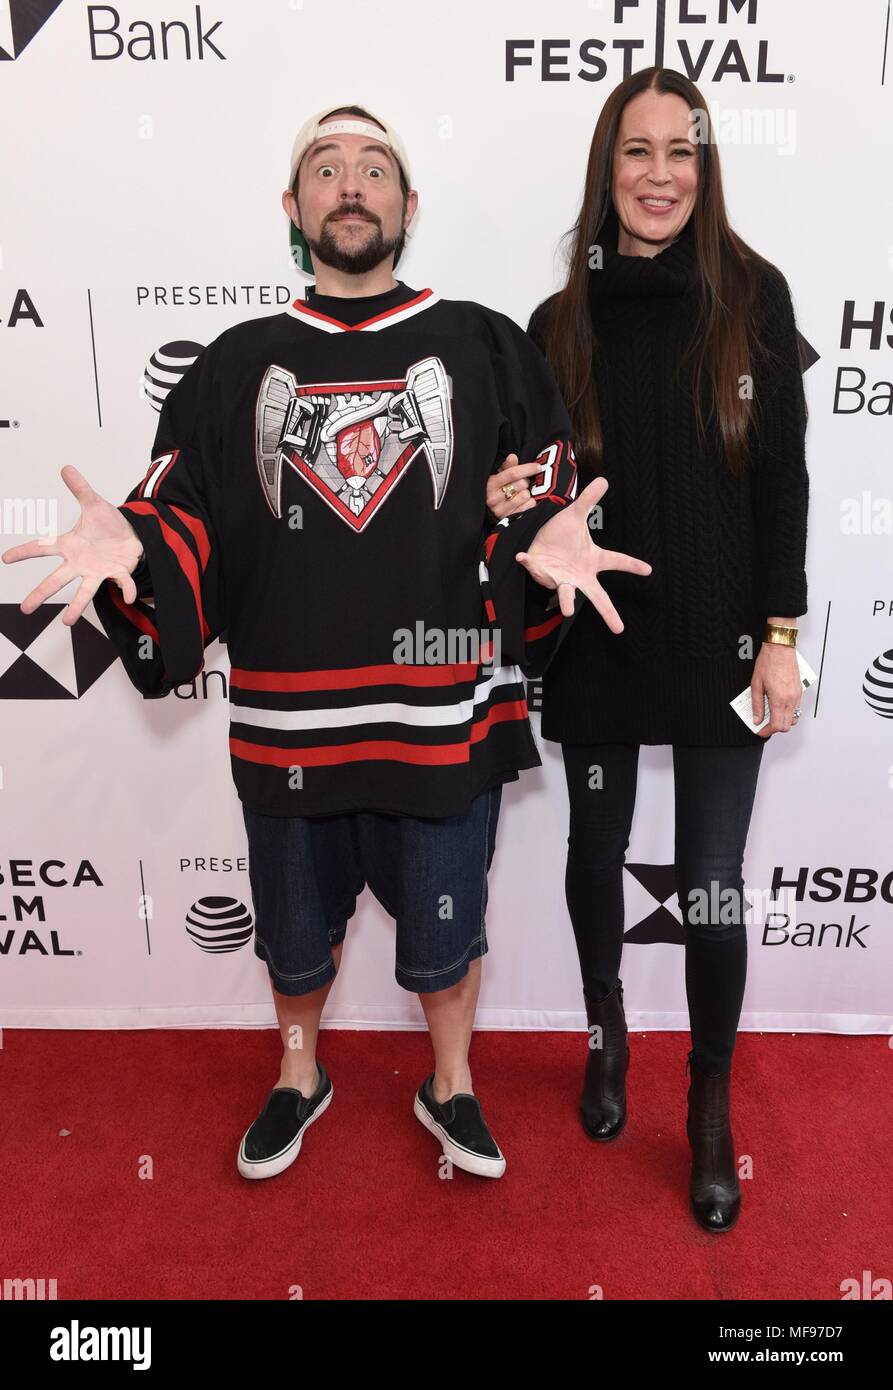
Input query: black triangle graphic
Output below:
<box><xmin>625</xmin><ymin>861</ymin><xmax>678</xmax><ymax>905</ymax></box>
<box><xmin>797</xmin><ymin>330</ymin><xmax>820</xmax><ymax>372</ymax></box>
<box><xmin>0</xmin><ymin>600</ymin><xmax>59</xmax><ymax>649</ymax></box>
<box><xmin>624</xmin><ymin>904</ymin><xmax>683</xmax><ymax>946</ymax></box>
<box><xmin>0</xmin><ymin>0</ymin><xmax>66</xmax><ymax>60</ymax></box>
<box><xmin>0</xmin><ymin>652</ymin><xmax>75</xmax><ymax>699</ymax></box>
<box><xmin>73</xmin><ymin>615</ymin><xmax>120</xmax><ymax>694</ymax></box>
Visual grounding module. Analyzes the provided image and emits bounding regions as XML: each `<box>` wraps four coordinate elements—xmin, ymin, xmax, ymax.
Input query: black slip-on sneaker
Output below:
<box><xmin>413</xmin><ymin>1074</ymin><xmax>506</xmax><ymax>1178</ymax></box>
<box><xmin>237</xmin><ymin>1063</ymin><xmax>333</xmax><ymax>1180</ymax></box>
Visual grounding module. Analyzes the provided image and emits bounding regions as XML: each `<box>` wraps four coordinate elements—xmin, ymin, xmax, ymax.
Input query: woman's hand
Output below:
<box><xmin>750</xmin><ymin>642</ymin><xmax>801</xmax><ymax>737</ymax></box>
<box><xmin>486</xmin><ymin>453</ymin><xmax>546</xmax><ymax>519</ymax></box>
<box><xmin>1</xmin><ymin>465</ymin><xmax>144</xmax><ymax>626</ymax></box>
<box><xmin>515</xmin><ymin>475</ymin><xmax>651</xmax><ymax>631</ymax></box>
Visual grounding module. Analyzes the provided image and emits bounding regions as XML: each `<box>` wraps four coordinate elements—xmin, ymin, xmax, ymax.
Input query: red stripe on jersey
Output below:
<box><xmin>229</xmin><ymin>698</ymin><xmax>529</xmax><ymax>770</ymax></box>
<box><xmin>230</xmin><ymin>663</ymin><xmax>480</xmax><ymax>692</ymax></box>
<box><xmin>296</xmin><ymin>378</ymin><xmax>406</xmax><ymax>394</ymax></box>
<box><xmin>231</xmin><ymin>736</ymin><xmax>470</xmax><ymax>768</ymax></box>
<box><xmin>290</xmin><ymin>288</ymin><xmax>434</xmax><ymax>333</ymax></box>
<box><xmin>122</xmin><ymin>501</ymin><xmax>209</xmax><ymax>641</ymax></box>
<box><xmin>524</xmin><ymin>612</ymin><xmax>563</xmax><ymax>642</ymax></box>
<box><xmin>470</xmin><ymin>699</ymin><xmax>529</xmax><ymax>742</ymax></box>
<box><xmin>105</xmin><ymin>580</ymin><xmax>160</xmax><ymax>644</ymax></box>
<box><xmin>169</xmin><ymin>505</ymin><xmax>211</xmax><ymax>570</ymax></box>
<box><xmin>348</xmin><ymin>289</ymin><xmax>434</xmax><ymax>330</ymax></box>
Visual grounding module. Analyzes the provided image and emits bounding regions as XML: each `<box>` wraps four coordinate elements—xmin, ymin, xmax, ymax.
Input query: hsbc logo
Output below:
<box><xmin>0</xmin><ymin>604</ymin><xmax>117</xmax><ymax>697</ymax></box>
<box><xmin>87</xmin><ymin>5</ymin><xmax>225</xmax><ymax>61</ymax></box>
<box><xmin>0</xmin><ymin>3</ymin><xmax>225</xmax><ymax>62</ymax></box>
<box><xmin>0</xmin><ymin>1</ymin><xmax>63</xmax><ymax>61</ymax></box>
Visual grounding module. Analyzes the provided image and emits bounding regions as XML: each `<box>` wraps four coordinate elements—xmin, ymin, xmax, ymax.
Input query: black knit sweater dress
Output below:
<box><xmin>527</xmin><ymin>212</ymin><xmax>810</xmax><ymax>747</ymax></box>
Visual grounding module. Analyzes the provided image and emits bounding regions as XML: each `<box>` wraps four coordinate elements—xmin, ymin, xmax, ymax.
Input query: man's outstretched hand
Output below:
<box><xmin>515</xmin><ymin>476</ymin><xmax>651</xmax><ymax>632</ymax></box>
<box><xmin>1</xmin><ymin>465</ymin><xmax>144</xmax><ymax>626</ymax></box>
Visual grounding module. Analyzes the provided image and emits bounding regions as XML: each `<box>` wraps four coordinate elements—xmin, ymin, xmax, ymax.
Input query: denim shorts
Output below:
<box><xmin>241</xmin><ymin>785</ymin><xmax>503</xmax><ymax>997</ymax></box>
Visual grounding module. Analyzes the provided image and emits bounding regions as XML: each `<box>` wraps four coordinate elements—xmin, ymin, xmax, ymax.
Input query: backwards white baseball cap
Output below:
<box><xmin>287</xmin><ymin>105</ymin><xmax>413</xmax><ymax>274</ymax></box>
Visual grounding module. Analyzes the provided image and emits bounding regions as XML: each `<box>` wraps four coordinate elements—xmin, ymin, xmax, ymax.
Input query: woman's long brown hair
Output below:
<box><xmin>541</xmin><ymin>66</ymin><xmax>777</xmax><ymax>477</ymax></box>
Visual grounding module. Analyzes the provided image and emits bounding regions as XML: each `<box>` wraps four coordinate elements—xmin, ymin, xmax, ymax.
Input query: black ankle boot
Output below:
<box><xmin>685</xmin><ymin>1050</ymin><xmax>741</xmax><ymax>1232</ymax></box>
<box><xmin>580</xmin><ymin>981</ymin><xmax>629</xmax><ymax>1141</ymax></box>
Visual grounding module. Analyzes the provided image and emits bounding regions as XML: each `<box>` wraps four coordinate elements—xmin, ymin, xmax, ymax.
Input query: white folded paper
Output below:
<box><xmin>730</xmin><ymin>648</ymin><xmax>817</xmax><ymax>732</ymax></box>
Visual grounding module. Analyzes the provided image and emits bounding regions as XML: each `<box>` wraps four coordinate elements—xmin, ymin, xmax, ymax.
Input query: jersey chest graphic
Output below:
<box><xmin>255</xmin><ymin>356</ymin><xmax>454</xmax><ymax>531</ymax></box>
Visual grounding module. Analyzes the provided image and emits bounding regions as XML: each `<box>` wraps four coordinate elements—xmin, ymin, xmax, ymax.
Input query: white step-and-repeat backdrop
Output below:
<box><xmin>1</xmin><ymin>0</ymin><xmax>890</xmax><ymax>1032</ymax></box>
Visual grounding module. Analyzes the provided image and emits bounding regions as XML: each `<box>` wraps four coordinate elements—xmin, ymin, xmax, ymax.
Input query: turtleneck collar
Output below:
<box><xmin>588</xmin><ymin>207</ymin><xmax>699</xmax><ymax>303</ymax></box>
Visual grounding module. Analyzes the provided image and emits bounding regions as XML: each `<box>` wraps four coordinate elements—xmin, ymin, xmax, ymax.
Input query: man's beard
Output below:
<box><xmin>306</xmin><ymin>214</ymin><xmax>401</xmax><ymax>274</ymax></box>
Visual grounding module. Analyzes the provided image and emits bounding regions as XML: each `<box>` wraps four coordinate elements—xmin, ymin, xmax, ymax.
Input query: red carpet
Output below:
<box><xmin>2</xmin><ymin>1030</ymin><xmax>889</xmax><ymax>1300</ymax></box>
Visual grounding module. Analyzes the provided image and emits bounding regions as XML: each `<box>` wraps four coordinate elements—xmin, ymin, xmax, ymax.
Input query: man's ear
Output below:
<box><xmin>281</xmin><ymin>188</ymin><xmax>301</xmax><ymax>228</ymax></box>
<box><xmin>403</xmin><ymin>189</ymin><xmax>419</xmax><ymax>233</ymax></box>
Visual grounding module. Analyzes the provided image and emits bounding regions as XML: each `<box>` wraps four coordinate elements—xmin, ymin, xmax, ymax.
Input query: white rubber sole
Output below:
<box><xmin>237</xmin><ymin>1084</ymin><xmax>333</xmax><ymax>1181</ymax></box>
<box><xmin>413</xmin><ymin>1093</ymin><xmax>506</xmax><ymax>1179</ymax></box>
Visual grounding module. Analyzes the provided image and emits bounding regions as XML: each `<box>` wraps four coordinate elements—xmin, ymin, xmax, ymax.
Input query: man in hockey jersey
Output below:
<box><xmin>3</xmin><ymin>105</ymin><xmax>651</xmax><ymax>1182</ymax></box>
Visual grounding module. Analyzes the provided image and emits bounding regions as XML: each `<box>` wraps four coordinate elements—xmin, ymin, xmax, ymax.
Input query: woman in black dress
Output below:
<box><xmin>489</xmin><ymin>67</ymin><xmax>809</xmax><ymax>1232</ymax></box>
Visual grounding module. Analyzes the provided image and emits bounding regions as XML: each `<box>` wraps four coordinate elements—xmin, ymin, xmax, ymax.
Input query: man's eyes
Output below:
<box><xmin>316</xmin><ymin>164</ymin><xmax>387</xmax><ymax>177</ymax></box>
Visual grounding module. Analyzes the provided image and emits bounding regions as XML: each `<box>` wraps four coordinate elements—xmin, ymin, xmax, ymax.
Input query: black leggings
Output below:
<box><xmin>561</xmin><ymin>741</ymin><xmax>765</xmax><ymax>1073</ymax></box>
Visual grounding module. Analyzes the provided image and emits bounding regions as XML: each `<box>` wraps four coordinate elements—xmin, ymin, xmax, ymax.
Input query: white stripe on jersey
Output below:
<box><xmin>229</xmin><ymin>665</ymin><xmax>523</xmax><ymax>732</ymax></box>
<box><xmin>284</xmin><ymin>290</ymin><xmax>440</xmax><ymax>333</ymax></box>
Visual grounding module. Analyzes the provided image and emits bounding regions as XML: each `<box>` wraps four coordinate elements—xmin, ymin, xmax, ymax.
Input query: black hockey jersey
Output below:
<box><xmin>92</xmin><ymin>282</ymin><xmax>579</xmax><ymax>818</ymax></box>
